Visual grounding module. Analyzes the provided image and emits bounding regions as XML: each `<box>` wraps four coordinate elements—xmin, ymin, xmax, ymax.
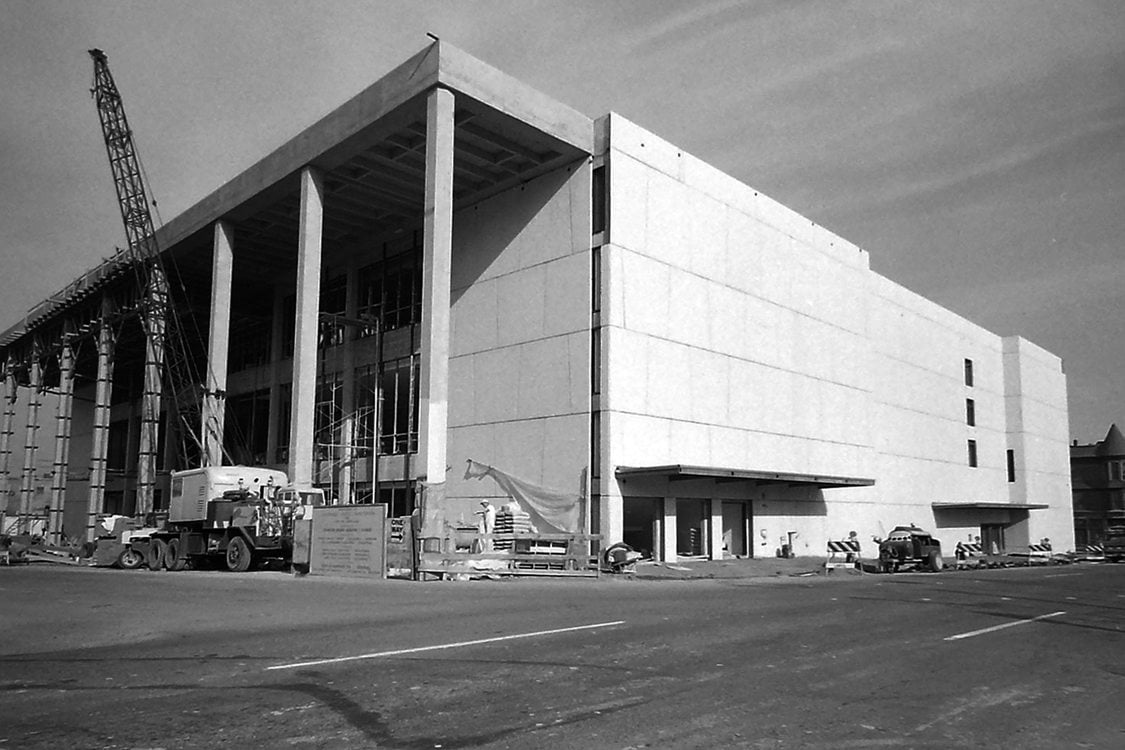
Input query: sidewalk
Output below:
<box><xmin>630</xmin><ymin>555</ymin><xmax>856</xmax><ymax>580</ymax></box>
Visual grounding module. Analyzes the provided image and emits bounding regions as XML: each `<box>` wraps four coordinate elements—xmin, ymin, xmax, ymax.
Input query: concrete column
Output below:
<box><xmin>48</xmin><ymin>329</ymin><xmax>75</xmax><ymax>544</ymax></box>
<box><xmin>86</xmin><ymin>302</ymin><xmax>115</xmax><ymax>542</ymax></box>
<box><xmin>0</xmin><ymin>357</ymin><xmax>17</xmax><ymax>521</ymax></box>
<box><xmin>662</xmin><ymin>497</ymin><xmax>678</xmax><ymax>562</ymax></box>
<box><xmin>137</xmin><ymin>266</ymin><xmax>169</xmax><ymax>517</ymax></box>
<box><xmin>288</xmin><ymin>166</ymin><xmax>324</xmax><ymax>488</ymax></box>
<box><xmin>338</xmin><ymin>259</ymin><xmax>358</xmax><ymax>504</ymax></box>
<box><xmin>18</xmin><ymin>352</ymin><xmax>42</xmax><ymax>533</ymax></box>
<box><xmin>203</xmin><ymin>220</ymin><xmax>235</xmax><ymax>467</ymax></box>
<box><xmin>418</xmin><ymin>87</ymin><xmax>454</xmax><ymax>484</ymax></box>
<box><xmin>708</xmin><ymin>498</ymin><xmax>724</xmax><ymax>560</ymax></box>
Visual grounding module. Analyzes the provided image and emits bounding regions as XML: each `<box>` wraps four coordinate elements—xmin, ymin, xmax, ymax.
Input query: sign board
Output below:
<box><xmin>309</xmin><ymin>505</ymin><xmax>386</xmax><ymax>578</ymax></box>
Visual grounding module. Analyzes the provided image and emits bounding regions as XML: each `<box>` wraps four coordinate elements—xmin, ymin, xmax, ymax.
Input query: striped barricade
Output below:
<box><xmin>825</xmin><ymin>539</ymin><xmax>861</xmax><ymax>570</ymax></box>
<box><xmin>1024</xmin><ymin>541</ymin><xmax>1053</xmax><ymax>565</ymax></box>
<box><xmin>955</xmin><ymin>542</ymin><xmax>984</xmax><ymax>568</ymax></box>
<box><xmin>1081</xmin><ymin>544</ymin><xmax>1104</xmax><ymax>561</ymax></box>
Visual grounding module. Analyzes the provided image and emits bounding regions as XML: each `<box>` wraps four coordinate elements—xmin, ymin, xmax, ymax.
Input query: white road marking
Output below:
<box><xmin>944</xmin><ymin>611</ymin><xmax>1065</xmax><ymax>641</ymax></box>
<box><xmin>266</xmin><ymin>620</ymin><xmax>627</xmax><ymax>671</ymax></box>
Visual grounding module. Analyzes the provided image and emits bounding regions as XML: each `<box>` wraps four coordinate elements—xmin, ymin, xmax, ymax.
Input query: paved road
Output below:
<box><xmin>1</xmin><ymin>564</ymin><xmax>1122</xmax><ymax>749</ymax></box>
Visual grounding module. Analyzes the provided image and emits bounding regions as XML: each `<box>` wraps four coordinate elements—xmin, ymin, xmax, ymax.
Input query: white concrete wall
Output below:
<box><xmin>444</xmin><ymin>163</ymin><xmax>591</xmax><ymax>525</ymax></box>
<box><xmin>1003</xmin><ymin>335</ymin><xmax>1073</xmax><ymax>549</ymax></box>
<box><xmin>602</xmin><ymin>112</ymin><xmax>1072</xmax><ymax>557</ymax></box>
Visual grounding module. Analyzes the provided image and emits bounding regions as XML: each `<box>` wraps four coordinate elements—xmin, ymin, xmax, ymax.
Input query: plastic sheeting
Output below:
<box><xmin>464</xmin><ymin>459</ymin><xmax>582</xmax><ymax>533</ymax></box>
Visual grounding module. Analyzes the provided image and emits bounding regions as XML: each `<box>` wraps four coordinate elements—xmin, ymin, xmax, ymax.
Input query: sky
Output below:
<box><xmin>0</xmin><ymin>0</ymin><xmax>1122</xmax><ymax>443</ymax></box>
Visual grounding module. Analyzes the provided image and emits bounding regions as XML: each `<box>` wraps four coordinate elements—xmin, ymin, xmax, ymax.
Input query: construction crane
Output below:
<box><xmin>88</xmin><ymin>49</ymin><xmax>208</xmax><ymax>513</ymax></box>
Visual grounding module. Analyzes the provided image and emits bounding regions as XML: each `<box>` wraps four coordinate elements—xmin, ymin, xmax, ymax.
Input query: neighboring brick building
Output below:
<box><xmin>1070</xmin><ymin>424</ymin><xmax>1125</xmax><ymax>548</ymax></box>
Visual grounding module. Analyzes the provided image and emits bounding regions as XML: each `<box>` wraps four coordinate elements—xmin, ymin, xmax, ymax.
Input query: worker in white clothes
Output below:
<box><xmin>476</xmin><ymin>500</ymin><xmax>496</xmax><ymax>551</ymax></box>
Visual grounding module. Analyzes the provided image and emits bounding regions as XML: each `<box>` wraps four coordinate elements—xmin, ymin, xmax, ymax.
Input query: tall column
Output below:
<box><xmin>338</xmin><ymin>260</ymin><xmax>358</xmax><ymax>504</ymax></box>
<box><xmin>136</xmin><ymin>266</ymin><xmax>169</xmax><ymax>517</ymax></box>
<box><xmin>662</xmin><ymin>497</ymin><xmax>677</xmax><ymax>563</ymax></box>
<box><xmin>0</xmin><ymin>356</ymin><xmax>16</xmax><ymax>523</ymax></box>
<box><xmin>288</xmin><ymin>166</ymin><xmax>323</xmax><ymax>488</ymax></box>
<box><xmin>708</xmin><ymin>498</ymin><xmax>724</xmax><ymax>561</ymax></box>
<box><xmin>418</xmin><ymin>87</ymin><xmax>454</xmax><ymax>485</ymax></box>
<box><xmin>203</xmin><ymin>220</ymin><xmax>235</xmax><ymax>467</ymax></box>
<box><xmin>86</xmin><ymin>301</ymin><xmax>115</xmax><ymax>542</ymax></box>
<box><xmin>48</xmin><ymin>328</ymin><xmax>75</xmax><ymax>544</ymax></box>
<box><xmin>18</xmin><ymin>351</ymin><xmax>42</xmax><ymax>533</ymax></box>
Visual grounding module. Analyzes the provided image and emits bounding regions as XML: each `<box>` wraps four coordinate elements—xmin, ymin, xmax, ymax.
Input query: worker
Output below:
<box><xmin>476</xmin><ymin>500</ymin><xmax>496</xmax><ymax>551</ymax></box>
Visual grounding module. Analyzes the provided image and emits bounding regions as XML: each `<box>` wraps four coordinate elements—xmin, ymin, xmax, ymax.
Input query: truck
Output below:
<box><xmin>877</xmin><ymin>525</ymin><xmax>944</xmax><ymax>573</ymax></box>
<box><xmin>120</xmin><ymin>466</ymin><xmax>323</xmax><ymax>572</ymax></box>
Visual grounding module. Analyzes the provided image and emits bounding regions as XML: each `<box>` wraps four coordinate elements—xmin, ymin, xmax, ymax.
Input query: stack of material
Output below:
<box><xmin>494</xmin><ymin>503</ymin><xmax>537</xmax><ymax>550</ymax></box>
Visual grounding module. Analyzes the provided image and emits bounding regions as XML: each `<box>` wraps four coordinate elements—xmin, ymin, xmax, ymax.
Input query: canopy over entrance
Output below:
<box><xmin>615</xmin><ymin>465</ymin><xmax>875</xmax><ymax>488</ymax></box>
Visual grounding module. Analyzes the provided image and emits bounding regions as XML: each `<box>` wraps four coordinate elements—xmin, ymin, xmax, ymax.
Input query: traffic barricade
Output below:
<box><xmin>825</xmin><ymin>539</ymin><xmax>861</xmax><ymax>570</ymax></box>
<box><xmin>955</xmin><ymin>541</ymin><xmax>984</xmax><ymax>568</ymax></box>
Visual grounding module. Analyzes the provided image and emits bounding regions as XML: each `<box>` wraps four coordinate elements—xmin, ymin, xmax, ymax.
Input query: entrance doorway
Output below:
<box><xmin>981</xmin><ymin>523</ymin><xmax>1006</xmax><ymax>555</ymax></box>
<box><xmin>722</xmin><ymin>501</ymin><xmax>749</xmax><ymax>558</ymax></box>
<box><xmin>676</xmin><ymin>499</ymin><xmax>708</xmax><ymax>557</ymax></box>
<box><xmin>622</xmin><ymin>497</ymin><xmax>661</xmax><ymax>560</ymax></box>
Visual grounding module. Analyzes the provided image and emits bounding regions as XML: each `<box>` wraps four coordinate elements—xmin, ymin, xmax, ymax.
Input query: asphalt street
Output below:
<box><xmin>1</xmin><ymin>563</ymin><xmax>1122</xmax><ymax>749</ymax></box>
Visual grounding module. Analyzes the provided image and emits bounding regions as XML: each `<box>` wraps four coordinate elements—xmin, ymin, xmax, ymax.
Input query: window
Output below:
<box><xmin>964</xmin><ymin>358</ymin><xmax>974</xmax><ymax>387</ymax></box>
<box><xmin>354</xmin><ymin>364</ymin><xmax>380</xmax><ymax>456</ymax></box>
<box><xmin>1109</xmin><ymin>461</ymin><xmax>1125</xmax><ymax>483</ymax></box>
<box><xmin>968</xmin><ymin>439</ymin><xmax>978</xmax><ymax>468</ymax></box>
<box><xmin>966</xmin><ymin>398</ymin><xmax>976</xmax><ymax>426</ymax></box>
<box><xmin>318</xmin><ymin>275</ymin><xmax>347</xmax><ymax>349</ymax></box>
<box><xmin>377</xmin><ymin>482</ymin><xmax>417</xmax><ymax>517</ymax></box>
<box><xmin>228</xmin><ymin>317</ymin><xmax>271</xmax><ymax>372</ymax></box>
<box><xmin>314</xmin><ymin>375</ymin><xmax>343</xmax><ymax>461</ymax></box>
<box><xmin>1007</xmin><ymin>449</ymin><xmax>1015</xmax><ymax>483</ymax></box>
<box><xmin>357</xmin><ymin>242</ymin><xmax>422</xmax><ymax>336</ymax></box>
<box><xmin>223</xmin><ymin>389</ymin><xmax>270</xmax><ymax>465</ymax></box>
<box><xmin>380</xmin><ymin>355</ymin><xmax>419</xmax><ymax>455</ymax></box>
<box><xmin>592</xmin><ymin>165</ymin><xmax>606</xmax><ymax>235</ymax></box>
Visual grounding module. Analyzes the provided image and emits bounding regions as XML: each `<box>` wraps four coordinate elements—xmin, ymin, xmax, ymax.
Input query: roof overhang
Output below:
<box><xmin>932</xmin><ymin>502</ymin><xmax>1049</xmax><ymax>511</ymax></box>
<box><xmin>615</xmin><ymin>465</ymin><xmax>875</xmax><ymax>489</ymax></box>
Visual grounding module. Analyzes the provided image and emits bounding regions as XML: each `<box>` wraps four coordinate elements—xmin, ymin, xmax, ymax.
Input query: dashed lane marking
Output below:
<box><xmin>944</xmin><ymin>611</ymin><xmax>1065</xmax><ymax>642</ymax></box>
<box><xmin>266</xmin><ymin>620</ymin><xmax>627</xmax><ymax>671</ymax></box>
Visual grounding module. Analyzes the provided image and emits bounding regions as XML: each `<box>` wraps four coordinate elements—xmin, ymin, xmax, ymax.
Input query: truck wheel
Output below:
<box><xmin>165</xmin><ymin>538</ymin><xmax>188</xmax><ymax>571</ymax></box>
<box><xmin>146</xmin><ymin>539</ymin><xmax>167</xmax><ymax>571</ymax></box>
<box><xmin>928</xmin><ymin>550</ymin><xmax>944</xmax><ymax>572</ymax></box>
<box><xmin>117</xmin><ymin>547</ymin><xmax>144</xmax><ymax>570</ymax></box>
<box><xmin>225</xmin><ymin>536</ymin><xmax>253</xmax><ymax>572</ymax></box>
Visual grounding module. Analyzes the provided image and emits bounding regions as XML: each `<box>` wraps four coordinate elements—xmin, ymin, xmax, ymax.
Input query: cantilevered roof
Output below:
<box><xmin>615</xmin><ymin>465</ymin><xmax>875</xmax><ymax>488</ymax></box>
<box><xmin>931</xmin><ymin>502</ymin><xmax>1048</xmax><ymax>511</ymax></box>
<box><xmin>0</xmin><ymin>40</ymin><xmax>594</xmax><ymax>353</ymax></box>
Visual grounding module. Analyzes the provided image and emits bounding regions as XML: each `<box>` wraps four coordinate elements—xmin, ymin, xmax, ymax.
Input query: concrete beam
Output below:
<box><xmin>418</xmin><ymin>88</ymin><xmax>454</xmax><ymax>485</ymax></box>
<box><xmin>288</xmin><ymin>167</ymin><xmax>324</xmax><ymax>488</ymax></box>
<box><xmin>203</xmin><ymin>220</ymin><xmax>235</xmax><ymax>467</ymax></box>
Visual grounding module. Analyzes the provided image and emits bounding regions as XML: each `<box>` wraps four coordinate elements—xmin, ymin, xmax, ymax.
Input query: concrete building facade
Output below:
<box><xmin>0</xmin><ymin>42</ymin><xmax>1073</xmax><ymax>559</ymax></box>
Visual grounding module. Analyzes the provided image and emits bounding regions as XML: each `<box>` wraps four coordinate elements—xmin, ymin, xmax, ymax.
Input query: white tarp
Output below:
<box><xmin>464</xmin><ymin>459</ymin><xmax>581</xmax><ymax>533</ymax></box>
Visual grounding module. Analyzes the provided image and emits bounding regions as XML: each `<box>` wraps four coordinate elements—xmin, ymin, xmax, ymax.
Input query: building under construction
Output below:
<box><xmin>0</xmin><ymin>42</ymin><xmax>1074</xmax><ymax>560</ymax></box>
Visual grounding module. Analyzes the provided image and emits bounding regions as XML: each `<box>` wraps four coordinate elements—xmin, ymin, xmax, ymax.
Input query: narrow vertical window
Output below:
<box><xmin>964</xmin><ymin>358</ymin><xmax>974</xmax><ymax>387</ymax></box>
<box><xmin>966</xmin><ymin>398</ymin><xmax>975</xmax><ymax>426</ymax></box>
<box><xmin>591</xmin><ymin>328</ymin><xmax>601</xmax><ymax>395</ymax></box>
<box><xmin>592</xmin><ymin>165</ymin><xmax>606</xmax><ymax>235</ymax></box>
<box><xmin>968</xmin><ymin>439</ymin><xmax>978</xmax><ymax>468</ymax></box>
<box><xmin>1006</xmin><ymin>449</ymin><xmax>1015</xmax><ymax>483</ymax></box>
